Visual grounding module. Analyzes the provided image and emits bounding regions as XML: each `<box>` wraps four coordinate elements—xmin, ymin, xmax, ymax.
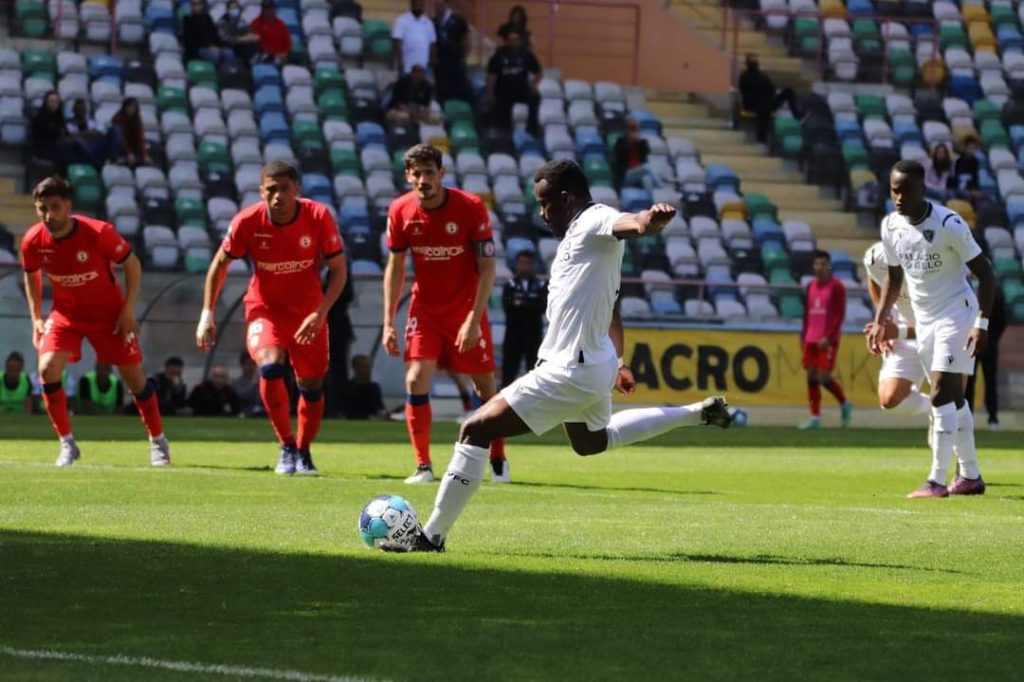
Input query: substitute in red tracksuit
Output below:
<box><xmin>800</xmin><ymin>250</ymin><xmax>852</xmax><ymax>429</ymax></box>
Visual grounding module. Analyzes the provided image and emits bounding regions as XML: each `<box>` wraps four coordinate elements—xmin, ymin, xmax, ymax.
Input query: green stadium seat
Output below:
<box><xmin>15</xmin><ymin>0</ymin><xmax>47</xmax><ymax>37</ymax></box>
<box><xmin>854</xmin><ymin>93</ymin><xmax>886</xmax><ymax>120</ymax></box>
<box><xmin>972</xmin><ymin>99</ymin><xmax>1001</xmax><ymax>124</ymax></box>
<box><xmin>994</xmin><ymin>257</ymin><xmax>1023</xmax><ymax>279</ymax></box>
<box><xmin>330</xmin><ymin>147</ymin><xmax>361</xmax><ymax>177</ymax></box>
<box><xmin>981</xmin><ymin>120</ymin><xmax>1010</xmax><ymax>148</ymax></box>
<box><xmin>583</xmin><ymin>157</ymin><xmax>613</xmax><ymax>187</ymax></box>
<box><xmin>21</xmin><ymin>50</ymin><xmax>55</xmax><ymax>80</ymax></box>
<box><xmin>157</xmin><ymin>85</ymin><xmax>189</xmax><ymax>113</ymax></box>
<box><xmin>939</xmin><ymin>24</ymin><xmax>968</xmax><ymax>51</ymax></box>
<box><xmin>317</xmin><ymin>89</ymin><xmax>348</xmax><ymax>120</ymax></box>
<box><xmin>778</xmin><ymin>293</ymin><xmax>804</xmax><ymax>319</ymax></box>
<box><xmin>314</xmin><ymin>68</ymin><xmax>346</xmax><ymax>94</ymax></box>
<box><xmin>744</xmin><ymin>193</ymin><xmax>777</xmax><ymax>221</ymax></box>
<box><xmin>187</xmin><ymin>60</ymin><xmax>218</xmax><ymax>91</ymax></box>
<box><xmin>841</xmin><ymin>141</ymin><xmax>870</xmax><ymax>170</ymax></box>
<box><xmin>762</xmin><ymin>244</ymin><xmax>789</xmax><ymax>271</ymax></box>
<box><xmin>175</xmin><ymin>197</ymin><xmax>207</xmax><ymax>228</ymax></box>
<box><xmin>291</xmin><ymin>119</ymin><xmax>322</xmax><ymax>145</ymax></box>
<box><xmin>449</xmin><ymin>121</ymin><xmax>479</xmax><ymax>154</ymax></box>
<box><xmin>887</xmin><ymin>48</ymin><xmax>916</xmax><ymax>87</ymax></box>
<box><xmin>198</xmin><ymin>140</ymin><xmax>231</xmax><ymax>174</ymax></box>
<box><xmin>443</xmin><ymin>99</ymin><xmax>473</xmax><ymax>124</ymax></box>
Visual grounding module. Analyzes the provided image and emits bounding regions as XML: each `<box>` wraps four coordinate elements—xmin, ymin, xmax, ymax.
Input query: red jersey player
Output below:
<box><xmin>800</xmin><ymin>250</ymin><xmax>851</xmax><ymax>429</ymax></box>
<box><xmin>196</xmin><ymin>161</ymin><xmax>347</xmax><ymax>474</ymax></box>
<box><xmin>21</xmin><ymin>176</ymin><xmax>169</xmax><ymax>466</ymax></box>
<box><xmin>383</xmin><ymin>144</ymin><xmax>507</xmax><ymax>484</ymax></box>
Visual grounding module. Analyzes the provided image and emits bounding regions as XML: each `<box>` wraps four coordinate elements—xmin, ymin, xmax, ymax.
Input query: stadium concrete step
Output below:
<box><xmin>778</xmin><ymin>209</ymin><xmax>858</xmax><ymax>233</ymax></box>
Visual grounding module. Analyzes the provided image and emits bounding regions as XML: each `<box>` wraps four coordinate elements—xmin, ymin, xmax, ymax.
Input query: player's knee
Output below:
<box><xmin>38</xmin><ymin>361</ymin><xmax>62</xmax><ymax>384</ymax></box>
<box><xmin>879</xmin><ymin>394</ymin><xmax>902</xmax><ymax>410</ymax></box>
<box><xmin>458</xmin><ymin>416</ymin><xmax>490</xmax><ymax>447</ymax></box>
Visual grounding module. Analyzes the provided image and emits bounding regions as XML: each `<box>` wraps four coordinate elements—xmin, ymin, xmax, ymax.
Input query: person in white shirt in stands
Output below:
<box><xmin>862</xmin><ymin>241</ymin><xmax>931</xmax><ymax>417</ymax></box>
<box><xmin>867</xmin><ymin>159</ymin><xmax>996</xmax><ymax>499</ymax></box>
<box><xmin>392</xmin><ymin>0</ymin><xmax>436</xmax><ymax>74</ymax></box>
<box><xmin>392</xmin><ymin>160</ymin><xmax>734</xmax><ymax>553</ymax></box>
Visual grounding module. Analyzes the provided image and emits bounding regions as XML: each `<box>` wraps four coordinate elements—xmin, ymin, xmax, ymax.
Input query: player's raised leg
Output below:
<box><xmin>468</xmin><ymin>370</ymin><xmax>509</xmax><ymax>483</ymax></box>
<box><xmin>117</xmin><ymin>362</ymin><xmax>170</xmax><ymax>466</ymax></box>
<box><xmin>37</xmin><ymin>350</ymin><xmax>79</xmax><ymax>466</ymax></box>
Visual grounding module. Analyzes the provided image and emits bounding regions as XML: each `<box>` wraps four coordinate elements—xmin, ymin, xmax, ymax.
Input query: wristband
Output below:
<box><xmin>974</xmin><ymin>317</ymin><xmax>989</xmax><ymax>331</ymax></box>
<box><xmin>199</xmin><ymin>309</ymin><xmax>213</xmax><ymax>326</ymax></box>
<box><xmin>897</xmin><ymin>324</ymin><xmax>908</xmax><ymax>340</ymax></box>
<box><xmin>617</xmin><ymin>357</ymin><xmax>625</xmax><ymax>369</ymax></box>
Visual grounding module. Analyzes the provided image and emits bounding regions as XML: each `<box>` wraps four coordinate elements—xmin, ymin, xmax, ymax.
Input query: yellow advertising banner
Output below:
<box><xmin>617</xmin><ymin>327</ymin><xmax>887</xmax><ymax>407</ymax></box>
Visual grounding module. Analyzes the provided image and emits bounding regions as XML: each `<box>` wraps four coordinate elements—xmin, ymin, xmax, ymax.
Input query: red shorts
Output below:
<box><xmin>246</xmin><ymin>310</ymin><xmax>329</xmax><ymax>379</ymax></box>
<box><xmin>39</xmin><ymin>312</ymin><xmax>142</xmax><ymax>366</ymax></box>
<box><xmin>404</xmin><ymin>305</ymin><xmax>495</xmax><ymax>375</ymax></box>
<box><xmin>802</xmin><ymin>341</ymin><xmax>838</xmax><ymax>372</ymax></box>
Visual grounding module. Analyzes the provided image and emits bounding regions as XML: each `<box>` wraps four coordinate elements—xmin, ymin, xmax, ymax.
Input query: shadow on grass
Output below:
<box><xmin>490</xmin><ymin>550</ymin><xmax>962</xmax><ymax>574</ymax></box>
<box><xmin>367</xmin><ymin>474</ymin><xmax>721</xmax><ymax>497</ymax></box>
<box><xmin>0</xmin><ymin>530</ymin><xmax>1021</xmax><ymax>682</ymax></box>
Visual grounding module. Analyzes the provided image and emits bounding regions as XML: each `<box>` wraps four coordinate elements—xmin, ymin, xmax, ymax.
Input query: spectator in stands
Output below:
<box><xmin>433</xmin><ymin>0</ymin><xmax>471</xmax><ymax>103</ymax></box>
<box><xmin>183</xmin><ymin>0</ymin><xmax>233</xmax><ymax>63</ymax></box>
<box><xmin>0</xmin><ymin>351</ymin><xmax>33</xmax><ymax>415</ymax></box>
<box><xmin>154</xmin><ymin>356</ymin><xmax>192</xmax><ymax>416</ymax></box>
<box><xmin>66</xmin><ymin>99</ymin><xmax>121</xmax><ymax>169</ymax></box>
<box><xmin>250</xmin><ymin>0</ymin><xmax>292</xmax><ymax>65</ymax></box>
<box><xmin>392</xmin><ymin>0</ymin><xmax>436</xmax><ymax>75</ymax></box>
<box><xmin>218</xmin><ymin>0</ymin><xmax>260</xmax><ymax>63</ymax></box>
<box><xmin>613</xmin><ymin>117</ymin><xmax>661</xmax><ymax>191</ymax></box>
<box><xmin>31</xmin><ymin>91</ymin><xmax>72</xmax><ymax>167</ymax></box>
<box><xmin>189</xmin><ymin>364</ymin><xmax>241</xmax><ymax>416</ymax></box>
<box><xmin>486</xmin><ymin>26</ymin><xmax>541</xmax><ymax>136</ymax></box>
<box><xmin>954</xmin><ymin>136</ymin><xmax>981</xmax><ymax>198</ymax></box>
<box><xmin>498</xmin><ymin>5</ymin><xmax>532</xmax><ymax>53</ymax></box>
<box><xmin>924</xmin><ymin>143</ymin><xmax>954</xmax><ymax>201</ymax></box>
<box><xmin>78</xmin><ymin>362</ymin><xmax>124</xmax><ymax>415</ymax></box>
<box><xmin>340</xmin><ymin>354</ymin><xmax>389</xmax><ymax>420</ymax></box>
<box><xmin>501</xmin><ymin>250</ymin><xmax>547</xmax><ymax>388</ymax></box>
<box><xmin>966</xmin><ymin>284</ymin><xmax>1006</xmax><ymax>430</ymax></box>
<box><xmin>232</xmin><ymin>351</ymin><xmax>263</xmax><ymax>416</ymax></box>
<box><xmin>738</xmin><ymin>53</ymin><xmax>801</xmax><ymax>145</ymax></box>
<box><xmin>110</xmin><ymin>98</ymin><xmax>152</xmax><ymax>167</ymax></box>
<box><xmin>386</xmin><ymin>65</ymin><xmax>442</xmax><ymax>125</ymax></box>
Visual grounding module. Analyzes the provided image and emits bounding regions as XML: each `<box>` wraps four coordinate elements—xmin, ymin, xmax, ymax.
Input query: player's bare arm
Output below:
<box><xmin>196</xmin><ymin>246</ymin><xmax>233</xmax><ymax>351</ymax></box>
<box><xmin>611</xmin><ymin>203</ymin><xmax>676</xmax><ymax>239</ymax></box>
<box><xmin>609</xmin><ymin>301</ymin><xmax>635</xmax><ymax>395</ymax></box>
<box><xmin>382</xmin><ymin>250</ymin><xmax>406</xmax><ymax>356</ymax></box>
<box><xmin>112</xmin><ymin>253</ymin><xmax>142</xmax><ymax>342</ymax></box>
<box><xmin>455</xmin><ymin>243</ymin><xmax>496</xmax><ymax>354</ymax></box>
<box><xmin>23</xmin><ymin>269</ymin><xmax>45</xmax><ymax>348</ymax></box>
<box><xmin>966</xmin><ymin>254</ymin><xmax>996</xmax><ymax>358</ymax></box>
<box><xmin>868</xmin><ymin>265</ymin><xmax>904</xmax><ymax>355</ymax></box>
<box><xmin>295</xmin><ymin>254</ymin><xmax>347</xmax><ymax>345</ymax></box>
<box><xmin>863</xmin><ymin>278</ymin><xmax>915</xmax><ymax>347</ymax></box>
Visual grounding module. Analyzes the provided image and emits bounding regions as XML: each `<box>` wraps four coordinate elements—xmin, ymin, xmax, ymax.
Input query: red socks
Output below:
<box><xmin>807</xmin><ymin>381</ymin><xmax>822</xmax><ymax>417</ymax></box>
<box><xmin>406</xmin><ymin>394</ymin><xmax>432</xmax><ymax>467</ymax></box>
<box><xmin>132</xmin><ymin>378</ymin><xmax>164</xmax><ymax>438</ymax></box>
<box><xmin>259</xmin><ymin>366</ymin><xmax>296</xmax><ymax>448</ymax></box>
<box><xmin>42</xmin><ymin>382</ymin><xmax>72</xmax><ymax>438</ymax></box>
<box><xmin>490</xmin><ymin>437</ymin><xmax>506</xmax><ymax>462</ymax></box>
<box><xmin>296</xmin><ymin>388</ymin><xmax>324</xmax><ymax>452</ymax></box>
<box><xmin>824</xmin><ymin>379</ymin><xmax>847</xmax><ymax>405</ymax></box>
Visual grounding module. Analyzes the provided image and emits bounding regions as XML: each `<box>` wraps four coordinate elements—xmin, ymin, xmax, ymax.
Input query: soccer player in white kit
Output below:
<box><xmin>862</xmin><ymin>241</ymin><xmax>931</xmax><ymax>415</ymax></box>
<box><xmin>394</xmin><ymin>160</ymin><xmax>733</xmax><ymax>552</ymax></box>
<box><xmin>866</xmin><ymin>160</ymin><xmax>996</xmax><ymax>499</ymax></box>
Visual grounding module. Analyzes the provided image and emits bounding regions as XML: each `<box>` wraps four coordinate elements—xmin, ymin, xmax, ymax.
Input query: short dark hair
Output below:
<box><xmin>514</xmin><ymin>250</ymin><xmax>536</xmax><ymax>261</ymax></box>
<box><xmin>813</xmin><ymin>249</ymin><xmax>830</xmax><ymax>262</ymax></box>
<box><xmin>891</xmin><ymin>159</ymin><xmax>925</xmax><ymax>184</ymax></box>
<box><xmin>32</xmin><ymin>176</ymin><xmax>72</xmax><ymax>201</ymax></box>
<box><xmin>534</xmin><ymin>160</ymin><xmax>590</xmax><ymax>199</ymax></box>
<box><xmin>404</xmin><ymin>143</ymin><xmax>443</xmax><ymax>170</ymax></box>
<box><xmin>5</xmin><ymin>351</ymin><xmax>24</xmax><ymax>365</ymax></box>
<box><xmin>165</xmin><ymin>356</ymin><xmax>185</xmax><ymax>368</ymax></box>
<box><xmin>261</xmin><ymin>160</ymin><xmax>299</xmax><ymax>182</ymax></box>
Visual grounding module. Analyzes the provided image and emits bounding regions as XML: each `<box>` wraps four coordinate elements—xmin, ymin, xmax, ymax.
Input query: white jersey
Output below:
<box><xmin>538</xmin><ymin>203</ymin><xmax>626</xmax><ymax>367</ymax></box>
<box><xmin>863</xmin><ymin>241</ymin><xmax>915</xmax><ymax>324</ymax></box>
<box><xmin>881</xmin><ymin>201</ymin><xmax>981</xmax><ymax>326</ymax></box>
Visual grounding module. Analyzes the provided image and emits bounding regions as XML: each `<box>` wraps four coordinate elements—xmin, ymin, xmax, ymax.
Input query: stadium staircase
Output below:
<box><xmin>644</xmin><ymin>90</ymin><xmax>872</xmax><ymax>256</ymax></box>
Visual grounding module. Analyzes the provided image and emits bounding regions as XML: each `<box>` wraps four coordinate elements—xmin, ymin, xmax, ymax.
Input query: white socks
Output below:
<box><xmin>60</xmin><ymin>433</ymin><xmax>75</xmax><ymax>444</ymax></box>
<box><xmin>928</xmin><ymin>403</ymin><xmax>958</xmax><ymax>484</ymax></box>
<box><xmin>954</xmin><ymin>404</ymin><xmax>980</xmax><ymax>480</ymax></box>
<box><xmin>422</xmin><ymin>443</ymin><xmax>487</xmax><ymax>545</ymax></box>
<box><xmin>883</xmin><ymin>386</ymin><xmax>932</xmax><ymax>415</ymax></box>
<box><xmin>605</xmin><ymin>402</ymin><xmax>703</xmax><ymax>451</ymax></box>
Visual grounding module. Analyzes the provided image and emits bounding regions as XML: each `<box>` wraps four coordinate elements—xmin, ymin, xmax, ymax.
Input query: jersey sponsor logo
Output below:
<box><xmin>445</xmin><ymin>221</ymin><xmax>458</xmax><ymax>235</ymax></box>
<box><xmin>895</xmin><ymin>250</ymin><xmax>943</xmax><ymax>273</ymax></box>
<box><xmin>410</xmin><ymin>245</ymin><xmax>465</xmax><ymax>260</ymax></box>
<box><xmin>76</xmin><ymin>250</ymin><xmax>88</xmax><ymax>263</ymax></box>
<box><xmin>256</xmin><ymin>259</ymin><xmax>316</xmax><ymax>273</ymax></box>
<box><xmin>48</xmin><ymin>270</ymin><xmax>99</xmax><ymax>287</ymax></box>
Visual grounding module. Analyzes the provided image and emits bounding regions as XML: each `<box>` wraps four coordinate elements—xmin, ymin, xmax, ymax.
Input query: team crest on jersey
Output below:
<box><xmin>446</xmin><ymin>221</ymin><xmax>458</xmax><ymax>235</ymax></box>
<box><xmin>76</xmin><ymin>250</ymin><xmax>88</xmax><ymax>263</ymax></box>
<box><xmin>923</xmin><ymin>229</ymin><xmax>935</xmax><ymax>243</ymax></box>
<box><xmin>299</xmin><ymin>235</ymin><xmax>312</xmax><ymax>249</ymax></box>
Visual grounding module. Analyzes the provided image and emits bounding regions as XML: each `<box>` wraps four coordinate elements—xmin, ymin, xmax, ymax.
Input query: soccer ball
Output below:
<box><xmin>729</xmin><ymin>407</ymin><xmax>748</xmax><ymax>427</ymax></box>
<box><xmin>358</xmin><ymin>495</ymin><xmax>419</xmax><ymax>550</ymax></box>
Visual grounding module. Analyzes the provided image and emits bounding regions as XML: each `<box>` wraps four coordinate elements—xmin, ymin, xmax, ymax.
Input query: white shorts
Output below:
<box><xmin>500</xmin><ymin>357</ymin><xmax>618</xmax><ymax>435</ymax></box>
<box><xmin>879</xmin><ymin>339</ymin><xmax>927</xmax><ymax>384</ymax></box>
<box><xmin>916</xmin><ymin>303</ymin><xmax>978</xmax><ymax>376</ymax></box>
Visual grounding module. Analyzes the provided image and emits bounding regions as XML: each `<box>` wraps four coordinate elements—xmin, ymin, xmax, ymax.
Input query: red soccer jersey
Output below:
<box><xmin>387</xmin><ymin>188</ymin><xmax>493</xmax><ymax>315</ymax></box>
<box><xmin>222</xmin><ymin>199</ymin><xmax>344</xmax><ymax>320</ymax></box>
<box><xmin>802</xmin><ymin>275</ymin><xmax>846</xmax><ymax>345</ymax></box>
<box><xmin>21</xmin><ymin>215</ymin><xmax>132</xmax><ymax>321</ymax></box>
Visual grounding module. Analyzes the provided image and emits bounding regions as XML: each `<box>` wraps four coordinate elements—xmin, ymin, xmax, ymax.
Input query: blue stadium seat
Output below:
<box><xmin>513</xmin><ymin>130</ymin><xmax>545</xmax><ymax>157</ymax></box>
<box><xmin>254</xmin><ymin>86</ymin><xmax>285</xmax><ymax>116</ymax></box>
<box><xmin>752</xmin><ymin>217</ymin><xmax>785</xmax><ymax>247</ymax></box>
<box><xmin>355</xmin><ymin>121</ymin><xmax>387</xmax><ymax>149</ymax></box>
<box><xmin>834</xmin><ymin>119</ymin><xmax>863</xmax><ymax>143</ymax></box>
<box><xmin>144</xmin><ymin>4</ymin><xmax>175</xmax><ymax>33</ymax></box>
<box><xmin>949</xmin><ymin>75</ymin><xmax>983</xmax><ymax>104</ymax></box>
<box><xmin>621</xmin><ymin>187</ymin><xmax>652</xmax><ymax>213</ymax></box>
<box><xmin>506</xmin><ymin>236</ymin><xmax>536</xmax><ymax>263</ymax></box>
<box><xmin>706</xmin><ymin>165</ymin><xmax>740</xmax><ymax>193</ymax></box>
<box><xmin>88</xmin><ymin>55</ymin><xmax>123</xmax><ymax>85</ymax></box>
<box><xmin>302</xmin><ymin>173</ymin><xmax>333</xmax><ymax>203</ymax></box>
<box><xmin>259</xmin><ymin>113</ymin><xmax>291</xmax><ymax>144</ymax></box>
<box><xmin>574</xmin><ymin>129</ymin><xmax>605</xmax><ymax>159</ymax></box>
<box><xmin>651</xmin><ymin>294</ymin><xmax>682</xmax><ymax>315</ymax></box>
<box><xmin>997</xmin><ymin>26</ymin><xmax>1024</xmax><ymax>53</ymax></box>
<box><xmin>1006</xmin><ymin>196</ymin><xmax>1024</xmax><ymax>226</ymax></box>
<box><xmin>629</xmin><ymin>109</ymin><xmax>662</xmax><ymax>136</ymax></box>
<box><xmin>251</xmin><ymin>63</ymin><xmax>282</xmax><ymax>89</ymax></box>
<box><xmin>277</xmin><ymin>7</ymin><xmax>300</xmax><ymax>32</ymax></box>
<box><xmin>893</xmin><ymin>121</ymin><xmax>923</xmax><ymax>145</ymax></box>
<box><xmin>341</xmin><ymin>202</ymin><xmax>370</xmax><ymax>227</ymax></box>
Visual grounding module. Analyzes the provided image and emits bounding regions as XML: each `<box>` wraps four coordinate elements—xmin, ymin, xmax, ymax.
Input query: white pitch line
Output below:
<box><xmin>0</xmin><ymin>645</ymin><xmax>378</xmax><ymax>682</ymax></box>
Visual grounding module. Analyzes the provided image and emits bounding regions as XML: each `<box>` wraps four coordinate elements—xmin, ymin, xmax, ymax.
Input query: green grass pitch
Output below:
<box><xmin>1</xmin><ymin>416</ymin><xmax>1023</xmax><ymax>681</ymax></box>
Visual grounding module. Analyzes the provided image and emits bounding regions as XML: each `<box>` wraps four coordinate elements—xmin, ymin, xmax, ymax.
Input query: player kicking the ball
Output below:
<box><xmin>383</xmin><ymin>144</ymin><xmax>508</xmax><ymax>484</ymax></box>
<box><xmin>866</xmin><ymin>160</ymin><xmax>995</xmax><ymax>499</ymax></box>
<box><xmin>395</xmin><ymin>160</ymin><xmax>733</xmax><ymax>552</ymax></box>
<box><xmin>21</xmin><ymin>176</ymin><xmax>169</xmax><ymax>466</ymax></box>
<box><xmin>197</xmin><ymin>161</ymin><xmax>347</xmax><ymax>475</ymax></box>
